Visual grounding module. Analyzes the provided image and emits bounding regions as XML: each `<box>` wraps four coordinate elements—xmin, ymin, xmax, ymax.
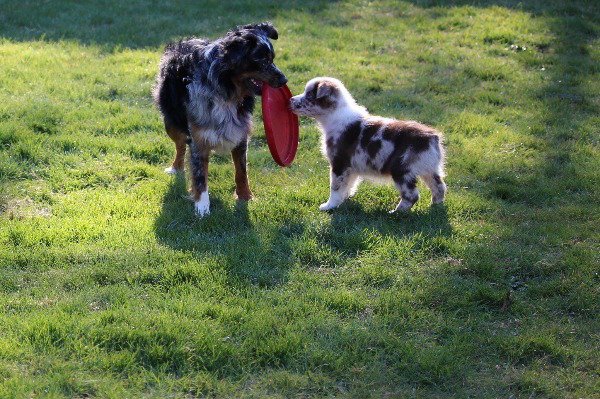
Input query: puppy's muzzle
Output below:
<box><xmin>289</xmin><ymin>96</ymin><xmax>300</xmax><ymax>111</ymax></box>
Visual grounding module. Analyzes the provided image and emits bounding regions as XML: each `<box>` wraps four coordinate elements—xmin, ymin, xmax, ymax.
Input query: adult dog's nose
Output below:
<box><xmin>277</xmin><ymin>75</ymin><xmax>288</xmax><ymax>86</ymax></box>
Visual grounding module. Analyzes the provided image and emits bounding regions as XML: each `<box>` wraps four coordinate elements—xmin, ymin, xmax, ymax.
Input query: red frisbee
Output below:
<box><xmin>261</xmin><ymin>83</ymin><xmax>299</xmax><ymax>167</ymax></box>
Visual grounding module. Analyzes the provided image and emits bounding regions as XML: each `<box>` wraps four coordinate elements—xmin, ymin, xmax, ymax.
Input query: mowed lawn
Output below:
<box><xmin>0</xmin><ymin>0</ymin><xmax>599</xmax><ymax>397</ymax></box>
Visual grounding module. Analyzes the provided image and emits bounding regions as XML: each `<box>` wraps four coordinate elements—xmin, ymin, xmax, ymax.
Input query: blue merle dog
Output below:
<box><xmin>153</xmin><ymin>22</ymin><xmax>287</xmax><ymax>217</ymax></box>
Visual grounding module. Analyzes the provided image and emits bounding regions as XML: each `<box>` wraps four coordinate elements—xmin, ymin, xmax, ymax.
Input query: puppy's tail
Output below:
<box><xmin>431</xmin><ymin>133</ymin><xmax>446</xmax><ymax>177</ymax></box>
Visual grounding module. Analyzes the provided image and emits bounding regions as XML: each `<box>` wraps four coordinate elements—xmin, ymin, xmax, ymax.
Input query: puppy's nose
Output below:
<box><xmin>278</xmin><ymin>75</ymin><xmax>288</xmax><ymax>86</ymax></box>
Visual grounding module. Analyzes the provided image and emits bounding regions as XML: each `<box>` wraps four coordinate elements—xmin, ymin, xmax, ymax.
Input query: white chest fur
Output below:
<box><xmin>187</xmin><ymin>84</ymin><xmax>252</xmax><ymax>149</ymax></box>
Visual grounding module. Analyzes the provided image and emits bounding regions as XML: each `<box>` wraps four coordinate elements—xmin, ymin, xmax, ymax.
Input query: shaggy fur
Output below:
<box><xmin>153</xmin><ymin>22</ymin><xmax>287</xmax><ymax>217</ymax></box>
<box><xmin>290</xmin><ymin>77</ymin><xmax>447</xmax><ymax>213</ymax></box>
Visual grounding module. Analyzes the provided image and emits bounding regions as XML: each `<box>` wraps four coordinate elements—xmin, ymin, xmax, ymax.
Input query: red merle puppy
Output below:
<box><xmin>290</xmin><ymin>77</ymin><xmax>447</xmax><ymax>213</ymax></box>
<box><xmin>153</xmin><ymin>22</ymin><xmax>287</xmax><ymax>217</ymax></box>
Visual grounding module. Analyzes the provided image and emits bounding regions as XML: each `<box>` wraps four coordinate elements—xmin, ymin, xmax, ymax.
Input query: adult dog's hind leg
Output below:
<box><xmin>164</xmin><ymin>123</ymin><xmax>188</xmax><ymax>174</ymax></box>
<box><xmin>231</xmin><ymin>140</ymin><xmax>253</xmax><ymax>201</ymax></box>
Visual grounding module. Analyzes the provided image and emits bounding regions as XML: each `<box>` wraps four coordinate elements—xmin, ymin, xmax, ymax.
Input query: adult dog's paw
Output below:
<box><xmin>164</xmin><ymin>166</ymin><xmax>182</xmax><ymax>175</ymax></box>
<box><xmin>194</xmin><ymin>193</ymin><xmax>210</xmax><ymax>217</ymax></box>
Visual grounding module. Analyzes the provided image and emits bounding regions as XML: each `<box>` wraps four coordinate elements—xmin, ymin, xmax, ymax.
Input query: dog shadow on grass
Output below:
<box><xmin>155</xmin><ymin>173</ymin><xmax>453</xmax><ymax>289</ymax></box>
<box><xmin>334</xmin><ymin>198</ymin><xmax>451</xmax><ymax>239</ymax></box>
<box><xmin>154</xmin><ymin>174</ymin><xmax>306</xmax><ymax>288</ymax></box>
<box><xmin>313</xmin><ymin>197</ymin><xmax>453</xmax><ymax>266</ymax></box>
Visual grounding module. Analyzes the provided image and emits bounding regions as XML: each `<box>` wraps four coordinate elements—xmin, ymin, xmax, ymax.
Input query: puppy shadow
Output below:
<box><xmin>344</xmin><ymin>199</ymin><xmax>449</xmax><ymax>232</ymax></box>
<box><xmin>310</xmin><ymin>196</ymin><xmax>453</xmax><ymax>264</ymax></box>
<box><xmin>154</xmin><ymin>174</ymin><xmax>302</xmax><ymax>288</ymax></box>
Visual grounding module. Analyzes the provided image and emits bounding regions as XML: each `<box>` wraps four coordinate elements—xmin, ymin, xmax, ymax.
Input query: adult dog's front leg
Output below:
<box><xmin>231</xmin><ymin>140</ymin><xmax>253</xmax><ymax>201</ymax></box>
<box><xmin>319</xmin><ymin>169</ymin><xmax>358</xmax><ymax>211</ymax></box>
<box><xmin>189</xmin><ymin>139</ymin><xmax>211</xmax><ymax>217</ymax></box>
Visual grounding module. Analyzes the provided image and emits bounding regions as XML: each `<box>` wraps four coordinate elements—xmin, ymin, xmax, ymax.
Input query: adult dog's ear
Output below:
<box><xmin>241</xmin><ymin>21</ymin><xmax>278</xmax><ymax>40</ymax></box>
<box><xmin>316</xmin><ymin>81</ymin><xmax>335</xmax><ymax>99</ymax></box>
<box><xmin>221</xmin><ymin>35</ymin><xmax>247</xmax><ymax>67</ymax></box>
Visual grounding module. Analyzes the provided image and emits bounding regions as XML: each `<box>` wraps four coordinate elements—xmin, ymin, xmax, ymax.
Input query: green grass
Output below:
<box><xmin>1</xmin><ymin>0</ymin><xmax>599</xmax><ymax>397</ymax></box>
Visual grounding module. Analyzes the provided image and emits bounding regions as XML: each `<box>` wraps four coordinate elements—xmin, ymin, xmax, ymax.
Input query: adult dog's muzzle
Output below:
<box><xmin>265</xmin><ymin>64</ymin><xmax>288</xmax><ymax>88</ymax></box>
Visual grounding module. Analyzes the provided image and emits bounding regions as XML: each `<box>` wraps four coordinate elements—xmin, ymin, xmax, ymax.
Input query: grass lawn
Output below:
<box><xmin>1</xmin><ymin>0</ymin><xmax>599</xmax><ymax>397</ymax></box>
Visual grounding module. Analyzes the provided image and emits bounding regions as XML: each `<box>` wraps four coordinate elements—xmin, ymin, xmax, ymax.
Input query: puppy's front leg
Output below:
<box><xmin>319</xmin><ymin>169</ymin><xmax>357</xmax><ymax>211</ymax></box>
<box><xmin>189</xmin><ymin>139</ymin><xmax>211</xmax><ymax>217</ymax></box>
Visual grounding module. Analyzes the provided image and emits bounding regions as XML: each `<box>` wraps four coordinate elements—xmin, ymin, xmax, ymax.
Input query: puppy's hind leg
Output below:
<box><xmin>421</xmin><ymin>173</ymin><xmax>447</xmax><ymax>205</ymax></box>
<box><xmin>319</xmin><ymin>169</ymin><xmax>359</xmax><ymax>211</ymax></box>
<box><xmin>392</xmin><ymin>174</ymin><xmax>419</xmax><ymax>213</ymax></box>
<box><xmin>164</xmin><ymin>122</ymin><xmax>188</xmax><ymax>174</ymax></box>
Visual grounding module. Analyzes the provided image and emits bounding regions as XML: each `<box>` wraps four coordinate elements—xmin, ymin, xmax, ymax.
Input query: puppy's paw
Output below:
<box><xmin>391</xmin><ymin>202</ymin><xmax>413</xmax><ymax>213</ymax></box>
<box><xmin>164</xmin><ymin>166</ymin><xmax>182</xmax><ymax>175</ymax></box>
<box><xmin>319</xmin><ymin>202</ymin><xmax>337</xmax><ymax>211</ymax></box>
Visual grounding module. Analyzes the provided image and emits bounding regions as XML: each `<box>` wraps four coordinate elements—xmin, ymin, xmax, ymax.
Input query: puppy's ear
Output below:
<box><xmin>241</xmin><ymin>21</ymin><xmax>278</xmax><ymax>40</ymax></box>
<box><xmin>316</xmin><ymin>81</ymin><xmax>335</xmax><ymax>99</ymax></box>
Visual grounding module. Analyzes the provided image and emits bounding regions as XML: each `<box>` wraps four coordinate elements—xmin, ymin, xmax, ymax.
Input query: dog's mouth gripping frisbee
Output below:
<box><xmin>261</xmin><ymin>82</ymin><xmax>299</xmax><ymax>167</ymax></box>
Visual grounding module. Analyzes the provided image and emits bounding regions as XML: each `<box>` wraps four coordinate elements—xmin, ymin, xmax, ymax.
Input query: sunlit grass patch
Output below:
<box><xmin>0</xmin><ymin>0</ymin><xmax>598</xmax><ymax>398</ymax></box>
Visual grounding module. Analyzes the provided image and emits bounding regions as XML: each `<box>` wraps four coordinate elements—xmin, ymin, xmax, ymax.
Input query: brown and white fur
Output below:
<box><xmin>290</xmin><ymin>77</ymin><xmax>446</xmax><ymax>213</ymax></box>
